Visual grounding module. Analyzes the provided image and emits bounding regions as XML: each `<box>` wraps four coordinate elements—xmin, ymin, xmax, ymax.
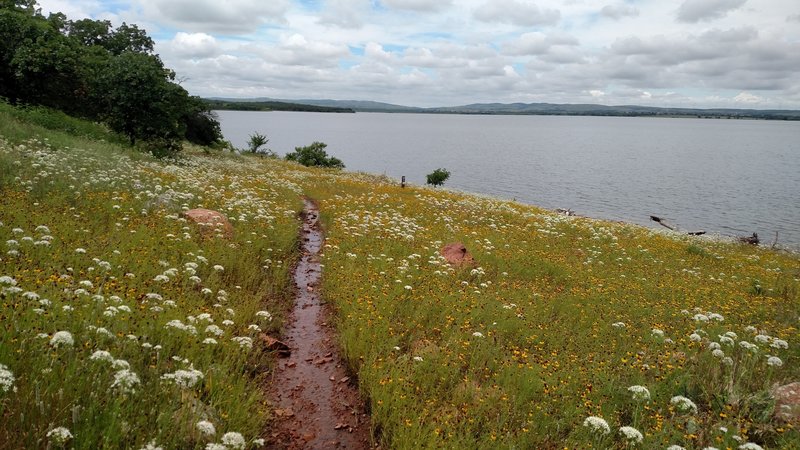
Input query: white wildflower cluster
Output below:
<box><xmin>49</xmin><ymin>331</ymin><xmax>74</xmax><ymax>348</ymax></box>
<box><xmin>619</xmin><ymin>426</ymin><xmax>643</xmax><ymax>443</ymax></box>
<box><xmin>670</xmin><ymin>395</ymin><xmax>698</xmax><ymax>414</ymax></box>
<box><xmin>627</xmin><ymin>385</ymin><xmax>650</xmax><ymax>401</ymax></box>
<box><xmin>651</xmin><ymin>328</ymin><xmax>665</xmax><ymax>338</ymax></box>
<box><xmin>161</xmin><ymin>368</ymin><xmax>204</xmax><ymax>388</ymax></box>
<box><xmin>255</xmin><ymin>310</ymin><xmax>272</xmax><ymax>322</ymax></box>
<box><xmin>111</xmin><ymin>369</ymin><xmax>141</xmax><ymax>394</ymax></box>
<box><xmin>196</xmin><ymin>420</ymin><xmax>216</xmax><ymax>436</ymax></box>
<box><xmin>46</xmin><ymin>427</ymin><xmax>73</xmax><ymax>445</ymax></box>
<box><xmin>582</xmin><ymin>416</ymin><xmax>610</xmax><ymax>435</ymax></box>
<box><xmin>0</xmin><ymin>363</ymin><xmax>15</xmax><ymax>393</ymax></box>
<box><xmin>738</xmin><ymin>443</ymin><xmax>764</xmax><ymax>450</ymax></box>
<box><xmin>766</xmin><ymin>356</ymin><xmax>783</xmax><ymax>367</ymax></box>
<box><xmin>231</xmin><ymin>336</ymin><xmax>253</xmax><ymax>350</ymax></box>
<box><xmin>472</xmin><ymin>331</ymin><xmax>484</xmax><ymax>338</ymax></box>
<box><xmin>164</xmin><ymin>319</ymin><xmax>197</xmax><ymax>334</ymax></box>
<box><xmin>90</xmin><ymin>350</ymin><xmax>114</xmax><ymax>362</ymax></box>
<box><xmin>611</xmin><ymin>322</ymin><xmax>626</xmax><ymax>329</ymax></box>
<box><xmin>138</xmin><ymin>440</ymin><xmax>163</xmax><ymax>450</ymax></box>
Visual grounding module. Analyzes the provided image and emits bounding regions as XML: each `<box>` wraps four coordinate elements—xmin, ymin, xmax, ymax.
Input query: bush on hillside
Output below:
<box><xmin>285</xmin><ymin>141</ymin><xmax>344</xmax><ymax>169</ymax></box>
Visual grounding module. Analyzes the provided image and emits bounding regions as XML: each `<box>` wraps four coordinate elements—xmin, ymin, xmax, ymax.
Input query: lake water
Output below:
<box><xmin>216</xmin><ymin>110</ymin><xmax>800</xmax><ymax>249</ymax></box>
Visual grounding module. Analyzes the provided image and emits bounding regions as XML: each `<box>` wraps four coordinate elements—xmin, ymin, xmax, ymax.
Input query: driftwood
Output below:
<box><xmin>650</xmin><ymin>215</ymin><xmax>705</xmax><ymax>236</ymax></box>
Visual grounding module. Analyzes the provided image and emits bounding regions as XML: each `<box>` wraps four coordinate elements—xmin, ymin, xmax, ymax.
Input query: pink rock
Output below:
<box><xmin>183</xmin><ymin>209</ymin><xmax>233</xmax><ymax>238</ymax></box>
<box><xmin>439</xmin><ymin>242</ymin><xmax>476</xmax><ymax>267</ymax></box>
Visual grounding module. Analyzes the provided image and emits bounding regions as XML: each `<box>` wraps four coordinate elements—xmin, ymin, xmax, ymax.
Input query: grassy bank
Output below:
<box><xmin>1</xmin><ymin>105</ymin><xmax>798</xmax><ymax>449</ymax></box>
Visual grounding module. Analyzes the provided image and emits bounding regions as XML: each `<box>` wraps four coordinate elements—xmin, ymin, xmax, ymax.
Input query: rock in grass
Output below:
<box><xmin>773</xmin><ymin>382</ymin><xmax>800</xmax><ymax>422</ymax></box>
<box><xmin>440</xmin><ymin>242</ymin><xmax>476</xmax><ymax>267</ymax></box>
<box><xmin>183</xmin><ymin>209</ymin><xmax>233</xmax><ymax>238</ymax></box>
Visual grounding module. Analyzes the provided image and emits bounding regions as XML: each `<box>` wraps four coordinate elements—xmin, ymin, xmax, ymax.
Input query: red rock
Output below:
<box><xmin>182</xmin><ymin>209</ymin><xmax>233</xmax><ymax>238</ymax></box>
<box><xmin>773</xmin><ymin>382</ymin><xmax>800</xmax><ymax>422</ymax></box>
<box><xmin>439</xmin><ymin>242</ymin><xmax>476</xmax><ymax>267</ymax></box>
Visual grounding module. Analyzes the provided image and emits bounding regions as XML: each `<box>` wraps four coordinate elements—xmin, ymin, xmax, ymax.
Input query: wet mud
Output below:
<box><xmin>266</xmin><ymin>198</ymin><xmax>372</xmax><ymax>449</ymax></box>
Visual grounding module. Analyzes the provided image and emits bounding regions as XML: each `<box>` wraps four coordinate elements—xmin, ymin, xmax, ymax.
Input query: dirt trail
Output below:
<box><xmin>267</xmin><ymin>198</ymin><xmax>372</xmax><ymax>449</ymax></box>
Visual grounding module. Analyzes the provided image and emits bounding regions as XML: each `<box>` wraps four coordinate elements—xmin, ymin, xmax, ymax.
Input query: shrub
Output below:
<box><xmin>284</xmin><ymin>141</ymin><xmax>344</xmax><ymax>169</ymax></box>
<box><xmin>247</xmin><ymin>132</ymin><xmax>274</xmax><ymax>156</ymax></box>
<box><xmin>426</xmin><ymin>168</ymin><xmax>450</xmax><ymax>187</ymax></box>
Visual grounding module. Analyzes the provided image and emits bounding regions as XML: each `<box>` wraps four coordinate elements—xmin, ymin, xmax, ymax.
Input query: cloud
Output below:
<box><xmin>317</xmin><ymin>0</ymin><xmax>370</xmax><ymax>28</ymax></box>
<box><xmin>733</xmin><ymin>91</ymin><xmax>763</xmax><ymax>103</ymax></box>
<box><xmin>600</xmin><ymin>4</ymin><xmax>640</xmax><ymax>20</ymax></box>
<box><xmin>504</xmin><ymin>32</ymin><xmax>579</xmax><ymax>56</ymax></box>
<box><xmin>473</xmin><ymin>0</ymin><xmax>560</xmax><ymax>27</ymax></box>
<box><xmin>676</xmin><ymin>0</ymin><xmax>746</xmax><ymax>23</ymax></box>
<box><xmin>381</xmin><ymin>0</ymin><xmax>453</xmax><ymax>12</ymax></box>
<box><xmin>787</xmin><ymin>13</ymin><xmax>800</xmax><ymax>23</ymax></box>
<box><xmin>138</xmin><ymin>0</ymin><xmax>291</xmax><ymax>33</ymax></box>
<box><xmin>169</xmin><ymin>32</ymin><xmax>220</xmax><ymax>59</ymax></box>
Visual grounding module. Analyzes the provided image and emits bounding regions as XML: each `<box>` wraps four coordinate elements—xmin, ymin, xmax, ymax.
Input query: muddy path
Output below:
<box><xmin>266</xmin><ymin>198</ymin><xmax>373</xmax><ymax>449</ymax></box>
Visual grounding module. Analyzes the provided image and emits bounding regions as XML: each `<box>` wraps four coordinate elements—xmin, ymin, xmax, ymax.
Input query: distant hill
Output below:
<box><xmin>205</xmin><ymin>99</ymin><xmax>354</xmax><ymax>113</ymax></box>
<box><xmin>208</xmin><ymin>97</ymin><xmax>800</xmax><ymax>120</ymax></box>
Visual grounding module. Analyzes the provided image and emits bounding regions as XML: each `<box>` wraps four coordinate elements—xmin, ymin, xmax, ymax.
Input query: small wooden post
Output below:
<box><xmin>401</xmin><ymin>176</ymin><xmax>406</xmax><ymax>188</ymax></box>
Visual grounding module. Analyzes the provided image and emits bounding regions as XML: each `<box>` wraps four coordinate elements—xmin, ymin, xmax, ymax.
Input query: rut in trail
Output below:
<box><xmin>267</xmin><ymin>198</ymin><xmax>372</xmax><ymax>449</ymax></box>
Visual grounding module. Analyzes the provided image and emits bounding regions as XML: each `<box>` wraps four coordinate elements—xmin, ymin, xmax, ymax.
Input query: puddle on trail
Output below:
<box><xmin>267</xmin><ymin>198</ymin><xmax>372</xmax><ymax>449</ymax></box>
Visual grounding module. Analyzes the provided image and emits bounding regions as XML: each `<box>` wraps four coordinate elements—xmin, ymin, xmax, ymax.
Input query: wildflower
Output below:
<box><xmin>722</xmin><ymin>357</ymin><xmax>734</xmax><ymax>366</ymax></box>
<box><xmin>771</xmin><ymin>339</ymin><xmax>788</xmax><ymax>349</ymax></box>
<box><xmin>767</xmin><ymin>356</ymin><xmax>783</xmax><ymax>367</ymax></box>
<box><xmin>139</xmin><ymin>440</ymin><xmax>163</xmax><ymax>450</ymax></box>
<box><xmin>255</xmin><ymin>310</ymin><xmax>272</xmax><ymax>321</ymax></box>
<box><xmin>75</xmin><ymin>248</ymin><xmax>87</xmax><ymax>254</ymax></box>
<box><xmin>0</xmin><ymin>363</ymin><xmax>15</xmax><ymax>392</ymax></box>
<box><xmin>582</xmin><ymin>416</ymin><xmax>610</xmax><ymax>435</ymax></box>
<box><xmin>472</xmin><ymin>331</ymin><xmax>484</xmax><ymax>338</ymax></box>
<box><xmin>196</xmin><ymin>420</ymin><xmax>216</xmax><ymax>436</ymax></box>
<box><xmin>619</xmin><ymin>426</ymin><xmax>643</xmax><ymax>444</ymax></box>
<box><xmin>754</xmin><ymin>334</ymin><xmax>771</xmax><ymax>344</ymax></box>
<box><xmin>718</xmin><ymin>336</ymin><xmax>734</xmax><ymax>346</ymax></box>
<box><xmin>667</xmin><ymin>446</ymin><xmax>686</xmax><ymax>450</ymax></box>
<box><xmin>205</xmin><ymin>444</ymin><xmax>227</xmax><ymax>450</ymax></box>
<box><xmin>111</xmin><ymin>369</ymin><xmax>140</xmax><ymax>394</ymax></box>
<box><xmin>413</xmin><ymin>356</ymin><xmax>424</xmax><ymax>362</ymax></box>
<box><xmin>221</xmin><ymin>432</ymin><xmax>246</xmax><ymax>449</ymax></box>
<box><xmin>693</xmin><ymin>313</ymin><xmax>709</xmax><ymax>322</ymax></box>
<box><xmin>627</xmin><ymin>385</ymin><xmax>650</xmax><ymax>401</ymax></box>
<box><xmin>738</xmin><ymin>444</ymin><xmax>764</xmax><ymax>450</ymax></box>
<box><xmin>651</xmin><ymin>328</ymin><xmax>664</xmax><ymax>338</ymax></box>
<box><xmin>47</xmin><ymin>427</ymin><xmax>73</xmax><ymax>445</ymax></box>
<box><xmin>744</xmin><ymin>325</ymin><xmax>758</xmax><ymax>333</ymax></box>
<box><xmin>712</xmin><ymin>349</ymin><xmax>725</xmax><ymax>358</ymax></box>
<box><xmin>153</xmin><ymin>275</ymin><xmax>170</xmax><ymax>283</ymax></box>
<box><xmin>708</xmin><ymin>342</ymin><xmax>721</xmax><ymax>350</ymax></box>
<box><xmin>670</xmin><ymin>395</ymin><xmax>698</xmax><ymax>414</ymax></box>
<box><xmin>708</xmin><ymin>313</ymin><xmax>724</xmax><ymax>321</ymax></box>
<box><xmin>252</xmin><ymin>438</ymin><xmax>265</xmax><ymax>446</ymax></box>
<box><xmin>231</xmin><ymin>336</ymin><xmax>253</xmax><ymax>350</ymax></box>
<box><xmin>612</xmin><ymin>322</ymin><xmax>626</xmax><ymax>329</ymax></box>
<box><xmin>739</xmin><ymin>341</ymin><xmax>758</xmax><ymax>352</ymax></box>
<box><xmin>161</xmin><ymin>368</ymin><xmax>204</xmax><ymax>388</ymax></box>
<box><xmin>50</xmin><ymin>331</ymin><xmax>74</xmax><ymax>348</ymax></box>
<box><xmin>0</xmin><ymin>276</ymin><xmax>17</xmax><ymax>286</ymax></box>
<box><xmin>213</xmin><ymin>265</ymin><xmax>224</xmax><ymax>272</ymax></box>
<box><xmin>90</xmin><ymin>350</ymin><xmax>114</xmax><ymax>362</ymax></box>
<box><xmin>203</xmin><ymin>338</ymin><xmax>218</xmax><ymax>345</ymax></box>
<box><xmin>689</xmin><ymin>333</ymin><xmax>702</xmax><ymax>342</ymax></box>
<box><xmin>112</xmin><ymin>359</ymin><xmax>130</xmax><ymax>370</ymax></box>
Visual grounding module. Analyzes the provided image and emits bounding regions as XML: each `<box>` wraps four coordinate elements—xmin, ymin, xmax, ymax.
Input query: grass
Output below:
<box><xmin>1</xmin><ymin>104</ymin><xmax>798</xmax><ymax>449</ymax></box>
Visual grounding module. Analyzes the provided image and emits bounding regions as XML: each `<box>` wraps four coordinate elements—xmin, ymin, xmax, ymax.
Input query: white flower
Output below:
<box><xmin>693</xmin><ymin>313</ymin><xmax>709</xmax><ymax>322</ymax></box>
<box><xmin>231</xmin><ymin>336</ymin><xmax>253</xmax><ymax>350</ymax></box>
<box><xmin>712</xmin><ymin>349</ymin><xmax>725</xmax><ymax>358</ymax></box>
<box><xmin>203</xmin><ymin>338</ymin><xmax>218</xmax><ymax>345</ymax></box>
<box><xmin>205</xmin><ymin>444</ymin><xmax>227</xmax><ymax>450</ymax></box>
<box><xmin>0</xmin><ymin>363</ymin><xmax>15</xmax><ymax>392</ymax></box>
<box><xmin>47</xmin><ymin>427</ymin><xmax>73</xmax><ymax>445</ymax></box>
<box><xmin>582</xmin><ymin>416</ymin><xmax>610</xmax><ymax>435</ymax></box>
<box><xmin>722</xmin><ymin>357</ymin><xmax>734</xmax><ymax>366</ymax></box>
<box><xmin>252</xmin><ymin>438</ymin><xmax>265</xmax><ymax>446</ymax></box>
<box><xmin>708</xmin><ymin>313</ymin><xmax>724</xmax><ymax>321</ymax></box>
<box><xmin>754</xmin><ymin>334</ymin><xmax>771</xmax><ymax>344</ymax></box>
<box><xmin>0</xmin><ymin>276</ymin><xmax>17</xmax><ymax>286</ymax></box>
<box><xmin>771</xmin><ymin>339</ymin><xmax>788</xmax><ymax>350</ymax></box>
<box><xmin>767</xmin><ymin>356</ymin><xmax>783</xmax><ymax>367</ymax></box>
<box><xmin>139</xmin><ymin>440</ymin><xmax>163</xmax><ymax>450</ymax></box>
<box><xmin>472</xmin><ymin>331</ymin><xmax>484</xmax><ymax>338</ymax></box>
<box><xmin>670</xmin><ymin>395</ymin><xmax>698</xmax><ymax>414</ymax></box>
<box><xmin>221</xmin><ymin>432</ymin><xmax>246</xmax><ymax>449</ymax></box>
<box><xmin>651</xmin><ymin>328</ymin><xmax>665</xmax><ymax>337</ymax></box>
<box><xmin>612</xmin><ymin>322</ymin><xmax>626</xmax><ymax>329</ymax></box>
<box><xmin>75</xmin><ymin>248</ymin><xmax>87</xmax><ymax>254</ymax></box>
<box><xmin>161</xmin><ymin>368</ymin><xmax>204</xmax><ymax>388</ymax></box>
<box><xmin>205</xmin><ymin>325</ymin><xmax>224</xmax><ymax>336</ymax></box>
<box><xmin>689</xmin><ymin>333</ymin><xmax>702</xmax><ymax>342</ymax></box>
<box><xmin>619</xmin><ymin>426</ymin><xmax>643</xmax><ymax>443</ymax></box>
<box><xmin>739</xmin><ymin>341</ymin><xmax>758</xmax><ymax>352</ymax></box>
<box><xmin>90</xmin><ymin>350</ymin><xmax>114</xmax><ymax>362</ymax></box>
<box><xmin>153</xmin><ymin>275</ymin><xmax>170</xmax><ymax>283</ymax></box>
<box><xmin>627</xmin><ymin>385</ymin><xmax>650</xmax><ymax>401</ymax></box>
<box><xmin>255</xmin><ymin>310</ymin><xmax>272</xmax><ymax>321</ymax></box>
<box><xmin>719</xmin><ymin>336</ymin><xmax>735</xmax><ymax>346</ymax></box>
<box><xmin>50</xmin><ymin>331</ymin><xmax>74</xmax><ymax>348</ymax></box>
<box><xmin>738</xmin><ymin>444</ymin><xmax>764</xmax><ymax>450</ymax></box>
<box><xmin>667</xmin><ymin>446</ymin><xmax>686</xmax><ymax>450</ymax></box>
<box><xmin>196</xmin><ymin>420</ymin><xmax>216</xmax><ymax>436</ymax></box>
<box><xmin>708</xmin><ymin>342</ymin><xmax>721</xmax><ymax>350</ymax></box>
<box><xmin>213</xmin><ymin>265</ymin><xmax>224</xmax><ymax>272</ymax></box>
<box><xmin>111</xmin><ymin>369</ymin><xmax>141</xmax><ymax>394</ymax></box>
<box><xmin>413</xmin><ymin>356</ymin><xmax>424</xmax><ymax>362</ymax></box>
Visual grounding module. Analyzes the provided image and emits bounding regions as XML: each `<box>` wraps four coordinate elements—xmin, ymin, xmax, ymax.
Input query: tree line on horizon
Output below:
<box><xmin>0</xmin><ymin>0</ymin><xmax>222</xmax><ymax>155</ymax></box>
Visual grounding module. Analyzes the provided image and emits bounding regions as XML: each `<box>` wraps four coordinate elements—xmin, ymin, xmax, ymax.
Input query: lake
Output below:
<box><xmin>216</xmin><ymin>110</ymin><xmax>800</xmax><ymax>249</ymax></box>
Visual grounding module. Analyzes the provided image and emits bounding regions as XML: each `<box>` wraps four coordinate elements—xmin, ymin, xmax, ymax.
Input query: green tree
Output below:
<box><xmin>246</xmin><ymin>132</ymin><xmax>273</xmax><ymax>156</ymax></box>
<box><xmin>182</xmin><ymin>96</ymin><xmax>222</xmax><ymax>146</ymax></box>
<box><xmin>285</xmin><ymin>141</ymin><xmax>344</xmax><ymax>168</ymax></box>
<box><xmin>426</xmin><ymin>168</ymin><xmax>450</xmax><ymax>187</ymax></box>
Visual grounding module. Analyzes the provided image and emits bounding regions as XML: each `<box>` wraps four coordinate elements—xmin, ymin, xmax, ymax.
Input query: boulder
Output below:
<box><xmin>773</xmin><ymin>382</ymin><xmax>800</xmax><ymax>422</ymax></box>
<box><xmin>440</xmin><ymin>242</ymin><xmax>475</xmax><ymax>267</ymax></box>
<box><xmin>183</xmin><ymin>209</ymin><xmax>233</xmax><ymax>238</ymax></box>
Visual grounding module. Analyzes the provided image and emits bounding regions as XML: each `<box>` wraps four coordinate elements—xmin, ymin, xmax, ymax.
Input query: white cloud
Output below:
<box><xmin>733</xmin><ymin>91</ymin><xmax>762</xmax><ymax>103</ymax></box>
<box><xmin>600</xmin><ymin>4</ymin><xmax>640</xmax><ymax>20</ymax></box>
<box><xmin>169</xmin><ymin>32</ymin><xmax>219</xmax><ymax>59</ymax></box>
<box><xmin>381</xmin><ymin>0</ymin><xmax>453</xmax><ymax>12</ymax></box>
<box><xmin>504</xmin><ymin>32</ymin><xmax>579</xmax><ymax>56</ymax></box>
<box><xmin>473</xmin><ymin>0</ymin><xmax>560</xmax><ymax>27</ymax></box>
<box><xmin>676</xmin><ymin>0</ymin><xmax>747</xmax><ymax>23</ymax></box>
<box><xmin>137</xmin><ymin>0</ymin><xmax>291</xmax><ymax>33</ymax></box>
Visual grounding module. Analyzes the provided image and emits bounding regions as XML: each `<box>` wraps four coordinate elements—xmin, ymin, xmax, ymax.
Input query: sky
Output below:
<box><xmin>37</xmin><ymin>0</ymin><xmax>800</xmax><ymax>109</ymax></box>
